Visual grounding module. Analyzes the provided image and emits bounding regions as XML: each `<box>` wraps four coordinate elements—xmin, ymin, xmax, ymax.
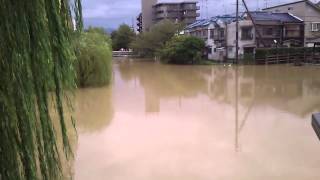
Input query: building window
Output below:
<box><xmin>311</xmin><ymin>23</ymin><xmax>320</xmax><ymax>32</ymax></box>
<box><xmin>202</xmin><ymin>30</ymin><xmax>207</xmax><ymax>37</ymax></box>
<box><xmin>220</xmin><ymin>29</ymin><xmax>225</xmax><ymax>38</ymax></box>
<box><xmin>241</xmin><ymin>26</ymin><xmax>253</xmax><ymax>40</ymax></box>
<box><xmin>263</xmin><ymin>28</ymin><xmax>273</xmax><ymax>36</ymax></box>
<box><xmin>210</xmin><ymin>29</ymin><xmax>214</xmax><ymax>39</ymax></box>
<box><xmin>285</xmin><ymin>25</ymin><xmax>300</xmax><ymax>37</ymax></box>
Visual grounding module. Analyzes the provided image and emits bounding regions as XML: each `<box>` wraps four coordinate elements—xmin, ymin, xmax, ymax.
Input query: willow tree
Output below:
<box><xmin>0</xmin><ymin>0</ymin><xmax>82</xmax><ymax>179</ymax></box>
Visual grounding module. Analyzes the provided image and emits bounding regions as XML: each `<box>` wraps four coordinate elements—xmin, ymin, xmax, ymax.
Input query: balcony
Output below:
<box><xmin>241</xmin><ymin>34</ymin><xmax>253</xmax><ymax>41</ymax></box>
<box><xmin>181</xmin><ymin>6</ymin><xmax>199</xmax><ymax>11</ymax></box>
<box><xmin>183</xmin><ymin>12</ymin><xmax>200</xmax><ymax>18</ymax></box>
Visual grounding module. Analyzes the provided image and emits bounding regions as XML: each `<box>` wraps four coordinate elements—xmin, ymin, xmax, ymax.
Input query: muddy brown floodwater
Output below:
<box><xmin>74</xmin><ymin>59</ymin><xmax>320</xmax><ymax>180</ymax></box>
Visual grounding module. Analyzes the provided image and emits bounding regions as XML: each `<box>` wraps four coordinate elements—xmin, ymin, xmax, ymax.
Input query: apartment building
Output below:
<box><xmin>263</xmin><ymin>0</ymin><xmax>320</xmax><ymax>47</ymax></box>
<box><xmin>153</xmin><ymin>1</ymin><xmax>199</xmax><ymax>25</ymax></box>
<box><xmin>141</xmin><ymin>0</ymin><xmax>157</xmax><ymax>31</ymax></box>
<box><xmin>140</xmin><ymin>0</ymin><xmax>199</xmax><ymax>32</ymax></box>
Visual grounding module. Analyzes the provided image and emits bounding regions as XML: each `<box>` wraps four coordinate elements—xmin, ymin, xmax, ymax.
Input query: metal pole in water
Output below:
<box><xmin>235</xmin><ymin>0</ymin><xmax>240</xmax><ymax>151</ymax></box>
<box><xmin>235</xmin><ymin>0</ymin><xmax>239</xmax><ymax>64</ymax></box>
<box><xmin>312</xmin><ymin>113</ymin><xmax>320</xmax><ymax>141</ymax></box>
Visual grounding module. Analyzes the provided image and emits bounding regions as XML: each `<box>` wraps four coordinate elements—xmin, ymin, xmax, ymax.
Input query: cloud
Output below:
<box><xmin>82</xmin><ymin>0</ymin><xmax>320</xmax><ymax>29</ymax></box>
<box><xmin>83</xmin><ymin>0</ymin><xmax>141</xmax><ymax>28</ymax></box>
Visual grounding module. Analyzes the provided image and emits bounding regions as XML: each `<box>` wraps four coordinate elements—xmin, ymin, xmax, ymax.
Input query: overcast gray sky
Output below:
<box><xmin>82</xmin><ymin>0</ymin><xmax>319</xmax><ymax>29</ymax></box>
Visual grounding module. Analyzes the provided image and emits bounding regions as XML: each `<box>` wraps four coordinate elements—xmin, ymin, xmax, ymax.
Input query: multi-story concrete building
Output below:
<box><xmin>140</xmin><ymin>0</ymin><xmax>199</xmax><ymax>32</ymax></box>
<box><xmin>153</xmin><ymin>1</ymin><xmax>199</xmax><ymax>25</ymax></box>
<box><xmin>263</xmin><ymin>0</ymin><xmax>320</xmax><ymax>47</ymax></box>
<box><xmin>141</xmin><ymin>0</ymin><xmax>158</xmax><ymax>31</ymax></box>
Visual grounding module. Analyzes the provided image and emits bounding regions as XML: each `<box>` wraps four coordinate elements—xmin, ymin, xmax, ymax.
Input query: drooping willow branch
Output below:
<box><xmin>0</xmin><ymin>0</ymin><xmax>82</xmax><ymax>179</ymax></box>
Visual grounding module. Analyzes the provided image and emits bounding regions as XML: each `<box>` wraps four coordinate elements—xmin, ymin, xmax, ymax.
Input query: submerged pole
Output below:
<box><xmin>235</xmin><ymin>0</ymin><xmax>239</xmax><ymax>64</ymax></box>
<box><xmin>312</xmin><ymin>113</ymin><xmax>320</xmax><ymax>141</ymax></box>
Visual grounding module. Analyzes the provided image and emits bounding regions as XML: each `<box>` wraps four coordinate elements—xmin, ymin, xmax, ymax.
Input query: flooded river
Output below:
<box><xmin>74</xmin><ymin>60</ymin><xmax>320</xmax><ymax>180</ymax></box>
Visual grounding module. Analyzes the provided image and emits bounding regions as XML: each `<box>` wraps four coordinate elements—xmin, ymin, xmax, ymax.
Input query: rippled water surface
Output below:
<box><xmin>74</xmin><ymin>60</ymin><xmax>320</xmax><ymax>180</ymax></box>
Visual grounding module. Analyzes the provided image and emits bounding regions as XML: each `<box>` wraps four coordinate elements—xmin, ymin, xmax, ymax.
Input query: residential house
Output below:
<box><xmin>263</xmin><ymin>0</ymin><xmax>320</xmax><ymax>47</ymax></box>
<box><xmin>185</xmin><ymin>15</ymin><xmax>235</xmax><ymax>60</ymax></box>
<box><xmin>227</xmin><ymin>12</ymin><xmax>304</xmax><ymax>59</ymax></box>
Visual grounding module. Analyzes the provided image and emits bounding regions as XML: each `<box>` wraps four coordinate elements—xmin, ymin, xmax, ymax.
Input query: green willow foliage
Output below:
<box><xmin>75</xmin><ymin>30</ymin><xmax>113</xmax><ymax>87</ymax></box>
<box><xmin>0</xmin><ymin>0</ymin><xmax>82</xmax><ymax>179</ymax></box>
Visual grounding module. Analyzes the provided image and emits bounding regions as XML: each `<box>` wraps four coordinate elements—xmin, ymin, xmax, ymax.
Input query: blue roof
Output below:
<box><xmin>185</xmin><ymin>15</ymin><xmax>236</xmax><ymax>29</ymax></box>
<box><xmin>214</xmin><ymin>15</ymin><xmax>237</xmax><ymax>23</ymax></box>
<box><xmin>185</xmin><ymin>19</ymin><xmax>214</xmax><ymax>29</ymax></box>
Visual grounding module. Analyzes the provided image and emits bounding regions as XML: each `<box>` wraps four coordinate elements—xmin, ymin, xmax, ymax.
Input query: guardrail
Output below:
<box><xmin>312</xmin><ymin>113</ymin><xmax>320</xmax><ymax>141</ymax></box>
<box><xmin>112</xmin><ymin>51</ymin><xmax>137</xmax><ymax>57</ymax></box>
<box><xmin>256</xmin><ymin>52</ymin><xmax>320</xmax><ymax>65</ymax></box>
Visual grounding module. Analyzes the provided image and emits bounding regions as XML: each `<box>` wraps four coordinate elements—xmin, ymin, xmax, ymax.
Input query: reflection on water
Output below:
<box><xmin>75</xmin><ymin>87</ymin><xmax>114</xmax><ymax>133</ymax></box>
<box><xmin>74</xmin><ymin>60</ymin><xmax>320</xmax><ymax>180</ymax></box>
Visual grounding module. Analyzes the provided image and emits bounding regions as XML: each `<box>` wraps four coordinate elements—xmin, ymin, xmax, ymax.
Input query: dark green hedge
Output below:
<box><xmin>256</xmin><ymin>47</ymin><xmax>320</xmax><ymax>59</ymax></box>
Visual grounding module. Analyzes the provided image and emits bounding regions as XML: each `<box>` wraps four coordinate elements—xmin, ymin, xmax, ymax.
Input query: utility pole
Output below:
<box><xmin>235</xmin><ymin>0</ymin><xmax>239</xmax><ymax>64</ymax></box>
<box><xmin>235</xmin><ymin>0</ymin><xmax>239</xmax><ymax>151</ymax></box>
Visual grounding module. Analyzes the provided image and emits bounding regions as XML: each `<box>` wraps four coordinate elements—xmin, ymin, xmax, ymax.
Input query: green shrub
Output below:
<box><xmin>111</xmin><ymin>24</ymin><xmax>135</xmax><ymax>51</ymax></box>
<box><xmin>75</xmin><ymin>31</ymin><xmax>112</xmax><ymax>87</ymax></box>
<box><xmin>130</xmin><ymin>20</ymin><xmax>183</xmax><ymax>58</ymax></box>
<box><xmin>159</xmin><ymin>36</ymin><xmax>205</xmax><ymax>64</ymax></box>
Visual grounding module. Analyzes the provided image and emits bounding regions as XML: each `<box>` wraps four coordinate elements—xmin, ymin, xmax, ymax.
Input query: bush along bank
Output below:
<box><xmin>255</xmin><ymin>47</ymin><xmax>320</xmax><ymax>65</ymax></box>
<box><xmin>159</xmin><ymin>36</ymin><xmax>205</xmax><ymax>64</ymax></box>
<box><xmin>75</xmin><ymin>30</ymin><xmax>113</xmax><ymax>87</ymax></box>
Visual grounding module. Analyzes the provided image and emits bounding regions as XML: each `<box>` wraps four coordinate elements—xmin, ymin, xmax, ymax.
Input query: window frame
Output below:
<box><xmin>311</xmin><ymin>22</ymin><xmax>320</xmax><ymax>32</ymax></box>
<box><xmin>241</xmin><ymin>26</ymin><xmax>253</xmax><ymax>40</ymax></box>
<box><xmin>262</xmin><ymin>27</ymin><xmax>273</xmax><ymax>36</ymax></box>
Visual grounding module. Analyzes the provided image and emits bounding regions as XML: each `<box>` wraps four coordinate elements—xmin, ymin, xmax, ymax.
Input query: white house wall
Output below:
<box><xmin>227</xmin><ymin>20</ymin><xmax>256</xmax><ymax>59</ymax></box>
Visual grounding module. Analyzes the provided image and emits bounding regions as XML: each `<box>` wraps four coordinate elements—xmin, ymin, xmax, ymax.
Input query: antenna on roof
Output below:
<box><xmin>264</xmin><ymin>0</ymin><xmax>270</xmax><ymax>8</ymax></box>
<box><xmin>201</xmin><ymin>0</ymin><xmax>204</xmax><ymax>19</ymax></box>
<box><xmin>205</xmin><ymin>0</ymin><xmax>208</xmax><ymax>19</ymax></box>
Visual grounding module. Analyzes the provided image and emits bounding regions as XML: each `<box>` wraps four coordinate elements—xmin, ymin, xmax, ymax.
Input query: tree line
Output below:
<box><xmin>110</xmin><ymin>20</ymin><xmax>206</xmax><ymax>64</ymax></box>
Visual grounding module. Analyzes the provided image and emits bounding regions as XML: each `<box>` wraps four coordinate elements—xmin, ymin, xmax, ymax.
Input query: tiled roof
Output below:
<box><xmin>185</xmin><ymin>19</ymin><xmax>214</xmax><ymax>29</ymax></box>
<box><xmin>185</xmin><ymin>15</ymin><xmax>236</xmax><ymax>29</ymax></box>
<box><xmin>214</xmin><ymin>15</ymin><xmax>237</xmax><ymax>23</ymax></box>
<box><xmin>248</xmin><ymin>12</ymin><xmax>303</xmax><ymax>23</ymax></box>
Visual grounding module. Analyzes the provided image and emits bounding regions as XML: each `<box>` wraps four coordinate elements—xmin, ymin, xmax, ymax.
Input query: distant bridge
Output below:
<box><xmin>112</xmin><ymin>51</ymin><xmax>137</xmax><ymax>57</ymax></box>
